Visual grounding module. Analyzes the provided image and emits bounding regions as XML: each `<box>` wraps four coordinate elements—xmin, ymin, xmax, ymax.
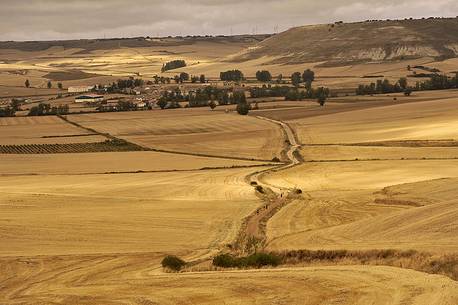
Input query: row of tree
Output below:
<box><xmin>220</xmin><ymin>70</ymin><xmax>244</xmax><ymax>81</ymax></box>
<box><xmin>104</xmin><ymin>78</ymin><xmax>144</xmax><ymax>93</ymax></box>
<box><xmin>25</xmin><ymin>79</ymin><xmax>63</xmax><ymax>89</ymax></box>
<box><xmin>249</xmin><ymin>84</ymin><xmax>329</xmax><ymax>104</ymax></box>
<box><xmin>161</xmin><ymin>60</ymin><xmax>186</xmax><ymax>72</ymax></box>
<box><xmin>356</xmin><ymin>74</ymin><xmax>458</xmax><ymax>95</ymax></box>
<box><xmin>28</xmin><ymin>103</ymin><xmax>69</xmax><ymax>116</ymax></box>
<box><xmin>291</xmin><ymin>69</ymin><xmax>315</xmax><ymax>87</ymax></box>
<box><xmin>0</xmin><ymin>107</ymin><xmax>15</xmax><ymax>117</ymax></box>
<box><xmin>157</xmin><ymin>86</ymin><xmax>249</xmax><ymax>109</ymax></box>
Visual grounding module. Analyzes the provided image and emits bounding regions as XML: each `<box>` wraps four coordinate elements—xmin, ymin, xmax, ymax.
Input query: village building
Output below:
<box><xmin>68</xmin><ymin>86</ymin><xmax>94</xmax><ymax>93</ymax></box>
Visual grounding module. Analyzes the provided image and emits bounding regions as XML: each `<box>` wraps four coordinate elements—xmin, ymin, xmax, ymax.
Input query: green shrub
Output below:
<box><xmin>213</xmin><ymin>254</ymin><xmax>237</xmax><ymax>268</ymax></box>
<box><xmin>255</xmin><ymin>185</ymin><xmax>264</xmax><ymax>193</ymax></box>
<box><xmin>241</xmin><ymin>253</ymin><xmax>282</xmax><ymax>268</ymax></box>
<box><xmin>212</xmin><ymin>252</ymin><xmax>282</xmax><ymax>269</ymax></box>
<box><xmin>236</xmin><ymin>102</ymin><xmax>250</xmax><ymax>115</ymax></box>
<box><xmin>161</xmin><ymin>255</ymin><xmax>186</xmax><ymax>271</ymax></box>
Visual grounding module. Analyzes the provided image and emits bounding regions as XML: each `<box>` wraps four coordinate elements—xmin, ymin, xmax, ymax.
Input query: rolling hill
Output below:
<box><xmin>232</xmin><ymin>18</ymin><xmax>458</xmax><ymax>66</ymax></box>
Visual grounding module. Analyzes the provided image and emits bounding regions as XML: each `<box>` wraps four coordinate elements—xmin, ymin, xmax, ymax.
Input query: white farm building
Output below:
<box><xmin>75</xmin><ymin>94</ymin><xmax>104</xmax><ymax>103</ymax></box>
<box><xmin>68</xmin><ymin>86</ymin><xmax>94</xmax><ymax>93</ymax></box>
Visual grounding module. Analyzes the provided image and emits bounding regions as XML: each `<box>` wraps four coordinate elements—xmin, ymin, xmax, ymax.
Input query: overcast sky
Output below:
<box><xmin>1</xmin><ymin>0</ymin><xmax>458</xmax><ymax>41</ymax></box>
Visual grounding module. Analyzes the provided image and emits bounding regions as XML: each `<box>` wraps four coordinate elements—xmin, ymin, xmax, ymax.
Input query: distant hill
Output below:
<box><xmin>0</xmin><ymin>34</ymin><xmax>271</xmax><ymax>52</ymax></box>
<box><xmin>232</xmin><ymin>18</ymin><xmax>458</xmax><ymax>66</ymax></box>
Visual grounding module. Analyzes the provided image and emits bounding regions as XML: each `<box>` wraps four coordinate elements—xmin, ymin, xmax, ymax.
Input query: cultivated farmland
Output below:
<box><xmin>0</xmin><ymin>115</ymin><xmax>106</xmax><ymax>145</ymax></box>
<box><xmin>1</xmin><ymin>17</ymin><xmax>458</xmax><ymax>305</ymax></box>
<box><xmin>0</xmin><ymin>167</ymin><xmax>262</xmax><ymax>257</ymax></box>
<box><xmin>69</xmin><ymin>109</ymin><xmax>285</xmax><ymax>161</ymax></box>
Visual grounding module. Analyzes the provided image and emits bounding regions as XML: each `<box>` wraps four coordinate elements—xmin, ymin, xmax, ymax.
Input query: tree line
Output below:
<box><xmin>161</xmin><ymin>60</ymin><xmax>186</xmax><ymax>72</ymax></box>
<box><xmin>28</xmin><ymin>103</ymin><xmax>69</xmax><ymax>116</ymax></box>
<box><xmin>356</xmin><ymin>74</ymin><xmax>458</xmax><ymax>96</ymax></box>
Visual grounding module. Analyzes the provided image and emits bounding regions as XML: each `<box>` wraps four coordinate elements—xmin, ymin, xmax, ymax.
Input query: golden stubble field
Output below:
<box><xmin>0</xmin><ymin>167</ymin><xmax>262</xmax><ymax>257</ymax></box>
<box><xmin>68</xmin><ymin>109</ymin><xmax>285</xmax><ymax>161</ymax></box>
<box><xmin>0</xmin><ymin>93</ymin><xmax>457</xmax><ymax>304</ymax></box>
<box><xmin>0</xmin><ymin>115</ymin><xmax>106</xmax><ymax>145</ymax></box>
<box><xmin>260</xmin><ymin>95</ymin><xmax>458</xmax><ymax>255</ymax></box>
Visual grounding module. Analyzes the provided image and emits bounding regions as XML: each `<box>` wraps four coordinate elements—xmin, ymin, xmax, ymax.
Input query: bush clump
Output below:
<box><xmin>213</xmin><ymin>253</ymin><xmax>237</xmax><ymax>268</ymax></box>
<box><xmin>255</xmin><ymin>185</ymin><xmax>264</xmax><ymax>193</ymax></box>
<box><xmin>213</xmin><ymin>252</ymin><xmax>282</xmax><ymax>269</ymax></box>
<box><xmin>161</xmin><ymin>255</ymin><xmax>186</xmax><ymax>271</ymax></box>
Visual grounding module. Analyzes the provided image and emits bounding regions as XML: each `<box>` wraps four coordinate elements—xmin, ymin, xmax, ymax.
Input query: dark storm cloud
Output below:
<box><xmin>1</xmin><ymin>0</ymin><xmax>458</xmax><ymax>41</ymax></box>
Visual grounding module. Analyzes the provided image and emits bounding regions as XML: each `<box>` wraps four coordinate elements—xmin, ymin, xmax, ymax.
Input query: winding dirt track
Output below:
<box><xmin>233</xmin><ymin>116</ymin><xmax>302</xmax><ymax>250</ymax></box>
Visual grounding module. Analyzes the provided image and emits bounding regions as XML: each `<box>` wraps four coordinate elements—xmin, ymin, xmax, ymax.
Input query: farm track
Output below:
<box><xmin>234</xmin><ymin>116</ymin><xmax>303</xmax><ymax>252</ymax></box>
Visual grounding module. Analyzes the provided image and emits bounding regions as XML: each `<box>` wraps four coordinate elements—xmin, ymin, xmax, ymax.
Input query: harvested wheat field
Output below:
<box><xmin>263</xmin><ymin>160</ymin><xmax>458</xmax><ymax>191</ymax></box>
<box><xmin>300</xmin><ymin>145</ymin><xmax>458</xmax><ymax>161</ymax></box>
<box><xmin>1</xmin><ymin>264</ymin><xmax>457</xmax><ymax>305</ymax></box>
<box><xmin>0</xmin><ymin>167</ymin><xmax>262</xmax><ymax>257</ymax></box>
<box><xmin>69</xmin><ymin>109</ymin><xmax>285</xmax><ymax>161</ymax></box>
<box><xmin>0</xmin><ymin>116</ymin><xmax>106</xmax><ymax>145</ymax></box>
<box><xmin>0</xmin><ymin>151</ymin><xmax>267</xmax><ymax>175</ymax></box>
<box><xmin>290</xmin><ymin>97</ymin><xmax>458</xmax><ymax>145</ymax></box>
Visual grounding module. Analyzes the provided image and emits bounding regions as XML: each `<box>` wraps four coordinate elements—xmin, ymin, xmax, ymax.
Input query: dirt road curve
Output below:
<box><xmin>235</xmin><ymin>116</ymin><xmax>303</xmax><ymax>250</ymax></box>
<box><xmin>256</xmin><ymin>116</ymin><xmax>301</xmax><ymax>165</ymax></box>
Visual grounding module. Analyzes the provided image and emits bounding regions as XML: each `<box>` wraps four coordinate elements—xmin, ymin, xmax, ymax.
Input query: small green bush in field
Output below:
<box><xmin>212</xmin><ymin>253</ymin><xmax>282</xmax><ymax>268</ymax></box>
<box><xmin>161</xmin><ymin>255</ymin><xmax>186</xmax><ymax>271</ymax></box>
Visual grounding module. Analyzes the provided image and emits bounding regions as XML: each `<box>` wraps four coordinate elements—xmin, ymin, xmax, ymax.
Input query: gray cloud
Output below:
<box><xmin>1</xmin><ymin>0</ymin><xmax>458</xmax><ymax>41</ymax></box>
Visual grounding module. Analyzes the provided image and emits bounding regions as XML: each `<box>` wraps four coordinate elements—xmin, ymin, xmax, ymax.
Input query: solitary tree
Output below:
<box><xmin>47</xmin><ymin>81</ymin><xmax>52</xmax><ymax>89</ymax></box>
<box><xmin>157</xmin><ymin>99</ymin><xmax>168</xmax><ymax>109</ymax></box>
<box><xmin>302</xmin><ymin>69</ymin><xmax>315</xmax><ymax>83</ymax></box>
<box><xmin>256</xmin><ymin>70</ymin><xmax>272</xmax><ymax>82</ymax></box>
<box><xmin>236</xmin><ymin>101</ymin><xmax>250</xmax><ymax>115</ymax></box>
<box><xmin>199</xmin><ymin>74</ymin><xmax>206</xmax><ymax>83</ymax></box>
<box><xmin>398</xmin><ymin>77</ymin><xmax>407</xmax><ymax>90</ymax></box>
<box><xmin>25</xmin><ymin>79</ymin><xmax>30</xmax><ymax>88</ymax></box>
<box><xmin>57</xmin><ymin>82</ymin><xmax>63</xmax><ymax>90</ymax></box>
<box><xmin>179</xmin><ymin>72</ymin><xmax>189</xmax><ymax>82</ymax></box>
<box><xmin>318</xmin><ymin>94</ymin><xmax>327</xmax><ymax>106</ymax></box>
<box><xmin>208</xmin><ymin>100</ymin><xmax>217</xmax><ymax>110</ymax></box>
<box><xmin>291</xmin><ymin>72</ymin><xmax>302</xmax><ymax>87</ymax></box>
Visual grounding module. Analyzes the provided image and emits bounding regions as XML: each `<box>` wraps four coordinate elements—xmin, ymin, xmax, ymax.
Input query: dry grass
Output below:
<box><xmin>278</xmin><ymin>249</ymin><xmax>458</xmax><ymax>281</ymax></box>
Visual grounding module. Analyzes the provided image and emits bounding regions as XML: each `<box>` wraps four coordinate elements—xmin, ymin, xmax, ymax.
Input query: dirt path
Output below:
<box><xmin>234</xmin><ymin>115</ymin><xmax>303</xmax><ymax>252</ymax></box>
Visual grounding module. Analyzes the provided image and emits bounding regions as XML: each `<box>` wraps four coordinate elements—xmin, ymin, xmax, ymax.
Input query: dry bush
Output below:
<box><xmin>277</xmin><ymin>249</ymin><xmax>458</xmax><ymax>280</ymax></box>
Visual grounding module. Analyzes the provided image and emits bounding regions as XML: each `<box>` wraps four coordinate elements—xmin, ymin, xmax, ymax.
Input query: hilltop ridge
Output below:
<box><xmin>232</xmin><ymin>17</ymin><xmax>458</xmax><ymax>66</ymax></box>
